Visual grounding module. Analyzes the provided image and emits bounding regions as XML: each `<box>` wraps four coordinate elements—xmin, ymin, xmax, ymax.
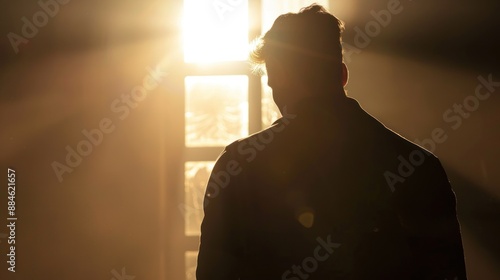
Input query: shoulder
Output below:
<box><xmin>224</xmin><ymin>118</ymin><xmax>294</xmax><ymax>163</ymax></box>
<box><xmin>358</xmin><ymin>106</ymin><xmax>441</xmax><ymax>166</ymax></box>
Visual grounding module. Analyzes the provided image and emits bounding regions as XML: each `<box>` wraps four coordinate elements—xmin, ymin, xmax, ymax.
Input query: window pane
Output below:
<box><xmin>183</xmin><ymin>0</ymin><xmax>248</xmax><ymax>63</ymax></box>
<box><xmin>261</xmin><ymin>0</ymin><xmax>329</xmax><ymax>32</ymax></box>
<box><xmin>261</xmin><ymin>76</ymin><xmax>281</xmax><ymax>128</ymax></box>
<box><xmin>185</xmin><ymin>75</ymin><xmax>249</xmax><ymax>147</ymax></box>
<box><xmin>185</xmin><ymin>251</ymin><xmax>198</xmax><ymax>280</ymax></box>
<box><xmin>184</xmin><ymin>161</ymin><xmax>215</xmax><ymax>236</ymax></box>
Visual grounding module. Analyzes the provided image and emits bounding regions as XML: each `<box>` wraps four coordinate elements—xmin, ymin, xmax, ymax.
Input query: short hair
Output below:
<box><xmin>250</xmin><ymin>4</ymin><xmax>345</xmax><ymax>88</ymax></box>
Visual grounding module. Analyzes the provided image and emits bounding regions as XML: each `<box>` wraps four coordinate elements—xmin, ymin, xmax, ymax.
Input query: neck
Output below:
<box><xmin>282</xmin><ymin>86</ymin><xmax>347</xmax><ymax>114</ymax></box>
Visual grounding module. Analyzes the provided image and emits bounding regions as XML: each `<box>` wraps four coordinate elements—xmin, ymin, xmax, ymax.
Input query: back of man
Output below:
<box><xmin>196</xmin><ymin>4</ymin><xmax>467</xmax><ymax>280</ymax></box>
<box><xmin>197</xmin><ymin>94</ymin><xmax>467</xmax><ymax>279</ymax></box>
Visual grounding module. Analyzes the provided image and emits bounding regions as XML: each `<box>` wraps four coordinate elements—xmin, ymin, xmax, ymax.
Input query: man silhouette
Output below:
<box><xmin>197</xmin><ymin>4</ymin><xmax>467</xmax><ymax>280</ymax></box>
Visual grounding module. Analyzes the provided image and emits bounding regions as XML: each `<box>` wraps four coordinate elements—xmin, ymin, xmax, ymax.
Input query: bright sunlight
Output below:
<box><xmin>182</xmin><ymin>0</ymin><xmax>249</xmax><ymax>63</ymax></box>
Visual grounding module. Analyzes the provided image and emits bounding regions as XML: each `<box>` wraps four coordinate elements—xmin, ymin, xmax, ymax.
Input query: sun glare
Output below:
<box><xmin>182</xmin><ymin>0</ymin><xmax>249</xmax><ymax>63</ymax></box>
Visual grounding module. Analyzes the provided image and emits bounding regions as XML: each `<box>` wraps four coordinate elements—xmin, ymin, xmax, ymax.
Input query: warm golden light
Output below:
<box><xmin>182</xmin><ymin>0</ymin><xmax>249</xmax><ymax>63</ymax></box>
<box><xmin>261</xmin><ymin>0</ymin><xmax>330</xmax><ymax>32</ymax></box>
<box><xmin>185</xmin><ymin>75</ymin><xmax>249</xmax><ymax>147</ymax></box>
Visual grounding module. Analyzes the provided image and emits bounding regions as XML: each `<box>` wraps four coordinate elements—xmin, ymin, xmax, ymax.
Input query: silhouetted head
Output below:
<box><xmin>250</xmin><ymin>4</ymin><xmax>348</xmax><ymax>112</ymax></box>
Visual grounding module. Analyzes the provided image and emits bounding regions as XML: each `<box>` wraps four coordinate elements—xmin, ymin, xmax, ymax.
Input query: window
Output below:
<box><xmin>183</xmin><ymin>0</ymin><xmax>249</xmax><ymax>63</ymax></box>
<box><xmin>185</xmin><ymin>75</ymin><xmax>249</xmax><ymax>147</ymax></box>
<box><xmin>179</xmin><ymin>1</ymin><xmax>329</xmax><ymax>279</ymax></box>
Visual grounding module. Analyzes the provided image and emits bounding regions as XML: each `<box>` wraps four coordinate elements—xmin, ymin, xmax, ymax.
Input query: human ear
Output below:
<box><xmin>342</xmin><ymin>62</ymin><xmax>349</xmax><ymax>87</ymax></box>
<box><xmin>266</xmin><ymin>57</ymin><xmax>287</xmax><ymax>89</ymax></box>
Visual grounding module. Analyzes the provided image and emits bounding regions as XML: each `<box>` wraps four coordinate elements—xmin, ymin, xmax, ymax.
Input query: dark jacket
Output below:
<box><xmin>196</xmin><ymin>95</ymin><xmax>467</xmax><ymax>280</ymax></box>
